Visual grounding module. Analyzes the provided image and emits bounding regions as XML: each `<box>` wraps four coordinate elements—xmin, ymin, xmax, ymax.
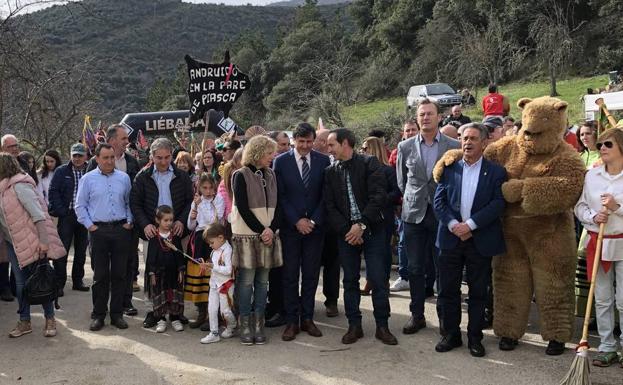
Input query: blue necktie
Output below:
<box><xmin>301</xmin><ymin>156</ymin><xmax>310</xmax><ymax>188</ymax></box>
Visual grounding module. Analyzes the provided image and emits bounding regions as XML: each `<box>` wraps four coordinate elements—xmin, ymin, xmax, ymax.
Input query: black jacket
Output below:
<box><xmin>324</xmin><ymin>153</ymin><xmax>387</xmax><ymax>236</ymax></box>
<box><xmin>130</xmin><ymin>165</ymin><xmax>194</xmax><ymax>240</ymax></box>
<box><xmin>86</xmin><ymin>152</ymin><xmax>140</xmax><ymax>183</ymax></box>
<box><xmin>48</xmin><ymin>161</ymin><xmax>86</xmax><ymax>217</ymax></box>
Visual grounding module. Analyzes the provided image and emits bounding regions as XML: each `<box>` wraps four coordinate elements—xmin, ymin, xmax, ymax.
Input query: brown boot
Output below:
<box><xmin>9</xmin><ymin>320</ymin><xmax>32</xmax><ymax>338</ymax></box>
<box><xmin>44</xmin><ymin>317</ymin><xmax>57</xmax><ymax>337</ymax></box>
<box><xmin>189</xmin><ymin>303</ymin><xmax>207</xmax><ymax>329</ymax></box>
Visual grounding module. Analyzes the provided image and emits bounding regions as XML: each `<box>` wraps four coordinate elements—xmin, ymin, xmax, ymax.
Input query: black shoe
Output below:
<box><xmin>375</xmin><ymin>326</ymin><xmax>398</xmax><ymax>345</ymax></box>
<box><xmin>123</xmin><ymin>306</ymin><xmax>138</xmax><ymax>316</ymax></box>
<box><xmin>90</xmin><ymin>318</ymin><xmax>105</xmax><ymax>331</ymax></box>
<box><xmin>72</xmin><ymin>282</ymin><xmax>90</xmax><ymax>292</ymax></box>
<box><xmin>265</xmin><ymin>313</ymin><xmax>287</xmax><ymax>328</ymax></box>
<box><xmin>111</xmin><ymin>317</ymin><xmax>128</xmax><ymax>329</ymax></box>
<box><xmin>325</xmin><ymin>304</ymin><xmax>339</xmax><ymax>318</ymax></box>
<box><xmin>468</xmin><ymin>341</ymin><xmax>486</xmax><ymax>357</ymax></box>
<box><xmin>143</xmin><ymin>311</ymin><xmax>157</xmax><ymax>328</ymax></box>
<box><xmin>403</xmin><ymin>316</ymin><xmax>426</xmax><ymax>334</ymax></box>
<box><xmin>0</xmin><ymin>287</ymin><xmax>14</xmax><ymax>302</ymax></box>
<box><xmin>435</xmin><ymin>335</ymin><xmax>463</xmax><ymax>352</ymax></box>
<box><xmin>200</xmin><ymin>320</ymin><xmax>211</xmax><ymax>332</ymax></box>
<box><xmin>341</xmin><ymin>324</ymin><xmax>364</xmax><ymax>344</ymax></box>
<box><xmin>499</xmin><ymin>337</ymin><xmax>518</xmax><ymax>351</ymax></box>
<box><xmin>425</xmin><ymin>287</ymin><xmax>435</xmax><ymax>298</ymax></box>
<box><xmin>179</xmin><ymin>314</ymin><xmax>189</xmax><ymax>325</ymax></box>
<box><xmin>57</xmin><ymin>288</ymin><xmax>64</xmax><ymax>298</ymax></box>
<box><xmin>545</xmin><ymin>340</ymin><xmax>565</xmax><ymax>356</ymax></box>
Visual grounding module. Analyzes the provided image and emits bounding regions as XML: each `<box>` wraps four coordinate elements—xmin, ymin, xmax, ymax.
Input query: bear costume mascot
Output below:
<box><xmin>434</xmin><ymin>96</ymin><xmax>585</xmax><ymax>355</ymax></box>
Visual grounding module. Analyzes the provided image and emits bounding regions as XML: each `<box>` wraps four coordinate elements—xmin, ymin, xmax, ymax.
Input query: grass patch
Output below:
<box><xmin>342</xmin><ymin>75</ymin><xmax>609</xmax><ymax>130</ymax></box>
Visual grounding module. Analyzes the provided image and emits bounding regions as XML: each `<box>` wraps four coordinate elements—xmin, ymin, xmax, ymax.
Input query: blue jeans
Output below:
<box><xmin>237</xmin><ymin>267</ymin><xmax>270</xmax><ymax>317</ymax></box>
<box><xmin>6</xmin><ymin>241</ymin><xmax>54</xmax><ymax>321</ymax></box>
<box><xmin>396</xmin><ymin>219</ymin><xmax>409</xmax><ymax>280</ymax></box>
<box><xmin>404</xmin><ymin>205</ymin><xmax>439</xmax><ymax>319</ymax></box>
<box><xmin>339</xmin><ymin>228</ymin><xmax>390</xmax><ymax>327</ymax></box>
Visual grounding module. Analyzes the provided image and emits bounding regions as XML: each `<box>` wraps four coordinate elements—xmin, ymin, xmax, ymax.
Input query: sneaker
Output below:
<box><xmin>171</xmin><ymin>320</ymin><xmax>184</xmax><ymax>332</ymax></box>
<box><xmin>156</xmin><ymin>320</ymin><xmax>167</xmax><ymax>333</ymax></box>
<box><xmin>390</xmin><ymin>277</ymin><xmax>410</xmax><ymax>292</ymax></box>
<box><xmin>221</xmin><ymin>328</ymin><xmax>235</xmax><ymax>339</ymax></box>
<box><xmin>44</xmin><ymin>317</ymin><xmax>57</xmax><ymax>337</ymax></box>
<box><xmin>201</xmin><ymin>332</ymin><xmax>221</xmax><ymax>344</ymax></box>
<box><xmin>9</xmin><ymin>320</ymin><xmax>32</xmax><ymax>338</ymax></box>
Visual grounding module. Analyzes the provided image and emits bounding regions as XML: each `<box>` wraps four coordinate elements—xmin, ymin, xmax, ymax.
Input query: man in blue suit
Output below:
<box><xmin>273</xmin><ymin>123</ymin><xmax>331</xmax><ymax>341</ymax></box>
<box><xmin>433</xmin><ymin>123</ymin><xmax>507</xmax><ymax>358</ymax></box>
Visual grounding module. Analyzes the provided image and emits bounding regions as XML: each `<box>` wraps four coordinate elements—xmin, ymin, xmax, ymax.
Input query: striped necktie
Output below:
<box><xmin>301</xmin><ymin>156</ymin><xmax>310</xmax><ymax>188</ymax></box>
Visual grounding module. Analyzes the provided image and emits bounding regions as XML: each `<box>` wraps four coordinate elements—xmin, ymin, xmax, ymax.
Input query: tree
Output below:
<box><xmin>529</xmin><ymin>0</ymin><xmax>586</xmax><ymax>96</ymax></box>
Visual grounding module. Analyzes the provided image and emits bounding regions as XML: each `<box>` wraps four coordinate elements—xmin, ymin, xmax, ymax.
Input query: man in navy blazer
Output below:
<box><xmin>273</xmin><ymin>123</ymin><xmax>331</xmax><ymax>341</ymax></box>
<box><xmin>433</xmin><ymin>123</ymin><xmax>506</xmax><ymax>358</ymax></box>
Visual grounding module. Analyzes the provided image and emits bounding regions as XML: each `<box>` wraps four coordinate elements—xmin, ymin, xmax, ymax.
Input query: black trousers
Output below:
<box><xmin>266</xmin><ymin>266</ymin><xmax>285</xmax><ymax>317</ymax></box>
<box><xmin>123</xmin><ymin>229</ymin><xmax>140</xmax><ymax>308</ymax></box>
<box><xmin>55</xmin><ymin>210</ymin><xmax>89</xmax><ymax>287</ymax></box>
<box><xmin>90</xmin><ymin>224</ymin><xmax>131</xmax><ymax>320</ymax></box>
<box><xmin>281</xmin><ymin>231</ymin><xmax>324</xmax><ymax>323</ymax></box>
<box><xmin>321</xmin><ymin>231</ymin><xmax>340</xmax><ymax>306</ymax></box>
<box><xmin>437</xmin><ymin>239</ymin><xmax>492</xmax><ymax>342</ymax></box>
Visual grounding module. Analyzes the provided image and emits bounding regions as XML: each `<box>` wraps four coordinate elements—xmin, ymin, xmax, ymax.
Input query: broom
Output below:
<box><xmin>559</xmin><ymin>214</ymin><xmax>606</xmax><ymax>385</ymax></box>
<box><xmin>161</xmin><ymin>239</ymin><xmax>202</xmax><ymax>264</ymax></box>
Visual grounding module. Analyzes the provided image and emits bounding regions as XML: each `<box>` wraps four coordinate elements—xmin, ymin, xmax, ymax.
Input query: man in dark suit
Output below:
<box><xmin>396</xmin><ymin>98</ymin><xmax>460</xmax><ymax>334</ymax></box>
<box><xmin>274</xmin><ymin>123</ymin><xmax>331</xmax><ymax>341</ymax></box>
<box><xmin>433</xmin><ymin>123</ymin><xmax>507</xmax><ymax>357</ymax></box>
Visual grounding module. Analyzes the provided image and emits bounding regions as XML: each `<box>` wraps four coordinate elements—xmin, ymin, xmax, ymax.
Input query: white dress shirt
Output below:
<box><xmin>209</xmin><ymin>241</ymin><xmax>233</xmax><ymax>289</ymax></box>
<box><xmin>187</xmin><ymin>195</ymin><xmax>225</xmax><ymax>231</ymax></box>
<box><xmin>294</xmin><ymin>148</ymin><xmax>311</xmax><ymax>178</ymax></box>
<box><xmin>448</xmin><ymin>157</ymin><xmax>482</xmax><ymax>232</ymax></box>
<box><xmin>575</xmin><ymin>165</ymin><xmax>623</xmax><ymax>262</ymax></box>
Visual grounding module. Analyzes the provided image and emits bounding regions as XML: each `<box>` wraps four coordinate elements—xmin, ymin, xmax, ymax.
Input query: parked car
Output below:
<box><xmin>406</xmin><ymin>83</ymin><xmax>463</xmax><ymax>109</ymax></box>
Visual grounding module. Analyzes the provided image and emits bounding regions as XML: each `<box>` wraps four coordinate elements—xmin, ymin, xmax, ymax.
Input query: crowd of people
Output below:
<box><xmin>0</xmin><ymin>90</ymin><xmax>622</xmax><ymax>367</ymax></box>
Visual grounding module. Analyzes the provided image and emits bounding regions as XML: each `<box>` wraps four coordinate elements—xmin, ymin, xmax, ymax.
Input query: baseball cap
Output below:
<box><xmin>482</xmin><ymin>116</ymin><xmax>504</xmax><ymax>131</ymax></box>
<box><xmin>70</xmin><ymin>143</ymin><xmax>87</xmax><ymax>156</ymax></box>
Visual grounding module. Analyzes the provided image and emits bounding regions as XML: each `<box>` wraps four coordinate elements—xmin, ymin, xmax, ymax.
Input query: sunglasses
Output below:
<box><xmin>596</xmin><ymin>141</ymin><xmax>614</xmax><ymax>150</ymax></box>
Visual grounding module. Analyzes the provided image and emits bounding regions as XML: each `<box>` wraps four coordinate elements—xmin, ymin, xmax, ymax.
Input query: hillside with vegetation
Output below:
<box><xmin>1</xmin><ymin>0</ymin><xmax>622</xmax><ymax>154</ymax></box>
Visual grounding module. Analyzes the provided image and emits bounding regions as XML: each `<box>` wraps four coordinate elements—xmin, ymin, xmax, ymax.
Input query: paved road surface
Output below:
<box><xmin>0</xmin><ymin>252</ymin><xmax>620</xmax><ymax>385</ymax></box>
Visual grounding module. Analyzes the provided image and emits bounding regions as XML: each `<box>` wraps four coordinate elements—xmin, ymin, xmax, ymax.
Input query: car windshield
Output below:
<box><xmin>426</xmin><ymin>84</ymin><xmax>455</xmax><ymax>95</ymax></box>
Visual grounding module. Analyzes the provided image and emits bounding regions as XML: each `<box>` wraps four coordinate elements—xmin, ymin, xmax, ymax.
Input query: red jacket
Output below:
<box><xmin>482</xmin><ymin>93</ymin><xmax>506</xmax><ymax>116</ymax></box>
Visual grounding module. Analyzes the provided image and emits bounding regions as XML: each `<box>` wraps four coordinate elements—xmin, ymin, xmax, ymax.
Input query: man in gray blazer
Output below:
<box><xmin>396</xmin><ymin>99</ymin><xmax>460</xmax><ymax>334</ymax></box>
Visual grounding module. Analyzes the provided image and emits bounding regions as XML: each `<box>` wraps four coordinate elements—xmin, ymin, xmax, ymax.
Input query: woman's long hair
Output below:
<box><xmin>17</xmin><ymin>151</ymin><xmax>38</xmax><ymax>185</ymax></box>
<box><xmin>0</xmin><ymin>152</ymin><xmax>24</xmax><ymax>180</ymax></box>
<box><xmin>576</xmin><ymin>121</ymin><xmax>597</xmax><ymax>153</ymax></box>
<box><xmin>38</xmin><ymin>149</ymin><xmax>62</xmax><ymax>179</ymax></box>
<box><xmin>223</xmin><ymin>148</ymin><xmax>243</xmax><ymax>198</ymax></box>
<box><xmin>362</xmin><ymin>136</ymin><xmax>389</xmax><ymax>166</ymax></box>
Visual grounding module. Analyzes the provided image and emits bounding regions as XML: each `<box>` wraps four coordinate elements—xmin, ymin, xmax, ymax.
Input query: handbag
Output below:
<box><xmin>23</xmin><ymin>257</ymin><xmax>57</xmax><ymax>305</ymax></box>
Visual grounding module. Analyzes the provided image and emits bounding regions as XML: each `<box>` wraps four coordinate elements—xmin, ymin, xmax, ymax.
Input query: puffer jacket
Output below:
<box><xmin>0</xmin><ymin>174</ymin><xmax>65</xmax><ymax>267</ymax></box>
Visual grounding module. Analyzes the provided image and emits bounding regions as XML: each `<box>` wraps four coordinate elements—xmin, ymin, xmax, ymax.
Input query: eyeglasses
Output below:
<box><xmin>597</xmin><ymin>141</ymin><xmax>614</xmax><ymax>150</ymax></box>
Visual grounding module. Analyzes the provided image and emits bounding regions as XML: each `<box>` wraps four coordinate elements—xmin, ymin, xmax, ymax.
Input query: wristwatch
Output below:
<box><xmin>310</xmin><ymin>219</ymin><xmax>316</xmax><ymax>226</ymax></box>
<box><xmin>357</xmin><ymin>222</ymin><xmax>367</xmax><ymax>231</ymax></box>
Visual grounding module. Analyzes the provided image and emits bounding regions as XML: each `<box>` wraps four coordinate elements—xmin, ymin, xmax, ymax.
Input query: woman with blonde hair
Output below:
<box><xmin>230</xmin><ymin>135</ymin><xmax>282</xmax><ymax>345</ymax></box>
<box><xmin>359</xmin><ymin>136</ymin><xmax>401</xmax><ymax>295</ymax></box>
<box><xmin>218</xmin><ymin>147</ymin><xmax>243</xmax><ymax>221</ymax></box>
<box><xmin>0</xmin><ymin>153</ymin><xmax>65</xmax><ymax>338</ymax></box>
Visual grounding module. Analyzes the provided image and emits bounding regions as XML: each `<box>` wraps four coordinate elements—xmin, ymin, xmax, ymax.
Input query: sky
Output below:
<box><xmin>0</xmin><ymin>0</ymin><xmax>278</xmax><ymax>17</ymax></box>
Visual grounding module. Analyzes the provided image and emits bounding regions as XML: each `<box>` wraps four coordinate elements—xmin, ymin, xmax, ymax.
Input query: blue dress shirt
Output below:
<box><xmin>75</xmin><ymin>167</ymin><xmax>133</xmax><ymax>229</ymax></box>
<box><xmin>152</xmin><ymin>165</ymin><xmax>174</xmax><ymax>208</ymax></box>
<box><xmin>448</xmin><ymin>157</ymin><xmax>483</xmax><ymax>232</ymax></box>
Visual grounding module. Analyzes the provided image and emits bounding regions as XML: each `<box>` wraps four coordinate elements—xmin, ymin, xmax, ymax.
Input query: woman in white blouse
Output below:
<box><xmin>36</xmin><ymin>150</ymin><xmax>61</xmax><ymax>206</ymax></box>
<box><xmin>574</xmin><ymin>128</ymin><xmax>623</xmax><ymax>367</ymax></box>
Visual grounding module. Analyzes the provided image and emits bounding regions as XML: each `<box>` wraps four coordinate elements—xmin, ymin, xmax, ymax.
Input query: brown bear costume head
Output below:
<box><xmin>516</xmin><ymin>96</ymin><xmax>568</xmax><ymax>155</ymax></box>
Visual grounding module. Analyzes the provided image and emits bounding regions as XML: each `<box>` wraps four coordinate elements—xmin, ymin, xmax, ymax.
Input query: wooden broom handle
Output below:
<box><xmin>580</xmin><ymin>215</ymin><xmax>606</xmax><ymax>343</ymax></box>
<box><xmin>595</xmin><ymin>98</ymin><xmax>619</xmax><ymax>128</ymax></box>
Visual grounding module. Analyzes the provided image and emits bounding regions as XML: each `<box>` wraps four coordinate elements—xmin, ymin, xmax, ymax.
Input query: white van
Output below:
<box><xmin>583</xmin><ymin>91</ymin><xmax>623</xmax><ymax>121</ymax></box>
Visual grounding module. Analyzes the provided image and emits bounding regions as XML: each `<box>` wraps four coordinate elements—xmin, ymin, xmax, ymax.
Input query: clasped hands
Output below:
<box><xmin>345</xmin><ymin>224</ymin><xmax>364</xmax><ymax>246</ymax></box>
<box><xmin>295</xmin><ymin>218</ymin><xmax>315</xmax><ymax>235</ymax></box>
<box><xmin>451</xmin><ymin>222</ymin><xmax>472</xmax><ymax>241</ymax></box>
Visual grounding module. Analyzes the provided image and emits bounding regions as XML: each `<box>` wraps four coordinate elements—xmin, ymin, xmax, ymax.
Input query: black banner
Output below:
<box><xmin>185</xmin><ymin>54</ymin><xmax>249</xmax><ymax>123</ymax></box>
<box><xmin>120</xmin><ymin>110</ymin><xmax>243</xmax><ymax>142</ymax></box>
